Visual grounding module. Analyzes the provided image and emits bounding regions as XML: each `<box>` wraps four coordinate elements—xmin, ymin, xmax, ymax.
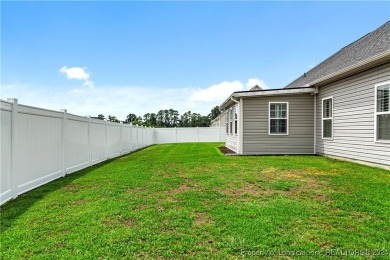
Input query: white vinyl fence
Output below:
<box><xmin>0</xmin><ymin>99</ymin><xmax>225</xmax><ymax>205</ymax></box>
<box><xmin>0</xmin><ymin>99</ymin><xmax>153</xmax><ymax>205</ymax></box>
<box><xmin>154</xmin><ymin>127</ymin><xmax>225</xmax><ymax>144</ymax></box>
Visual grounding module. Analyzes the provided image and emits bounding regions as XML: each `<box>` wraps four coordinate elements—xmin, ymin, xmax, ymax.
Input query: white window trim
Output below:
<box><xmin>229</xmin><ymin>107</ymin><xmax>233</xmax><ymax>135</ymax></box>
<box><xmin>225</xmin><ymin>111</ymin><xmax>229</xmax><ymax>134</ymax></box>
<box><xmin>374</xmin><ymin>80</ymin><xmax>390</xmax><ymax>143</ymax></box>
<box><xmin>234</xmin><ymin>105</ymin><xmax>238</xmax><ymax>136</ymax></box>
<box><xmin>268</xmin><ymin>102</ymin><xmax>289</xmax><ymax>135</ymax></box>
<box><xmin>322</xmin><ymin>96</ymin><xmax>333</xmax><ymax>140</ymax></box>
<box><xmin>228</xmin><ymin>108</ymin><xmax>231</xmax><ymax>135</ymax></box>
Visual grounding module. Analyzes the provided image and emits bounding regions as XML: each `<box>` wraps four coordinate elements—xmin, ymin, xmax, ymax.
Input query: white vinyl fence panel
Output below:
<box><xmin>90</xmin><ymin>121</ymin><xmax>107</xmax><ymax>163</ymax></box>
<box><xmin>1</xmin><ymin>101</ymin><xmax>12</xmax><ymax>204</ymax></box>
<box><xmin>0</xmin><ymin>98</ymin><xmax>225</xmax><ymax>205</ymax></box>
<box><xmin>65</xmin><ymin>115</ymin><xmax>90</xmax><ymax>173</ymax></box>
<box><xmin>154</xmin><ymin>128</ymin><xmax>176</xmax><ymax>144</ymax></box>
<box><xmin>177</xmin><ymin>128</ymin><xmax>197</xmax><ymax>143</ymax></box>
<box><xmin>17</xmin><ymin>105</ymin><xmax>63</xmax><ymax>195</ymax></box>
<box><xmin>107</xmin><ymin>123</ymin><xmax>122</xmax><ymax>157</ymax></box>
<box><xmin>199</xmin><ymin>127</ymin><xmax>225</xmax><ymax>142</ymax></box>
<box><xmin>154</xmin><ymin>127</ymin><xmax>225</xmax><ymax>144</ymax></box>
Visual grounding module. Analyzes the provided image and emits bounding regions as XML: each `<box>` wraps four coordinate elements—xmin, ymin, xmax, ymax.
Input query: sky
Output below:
<box><xmin>1</xmin><ymin>1</ymin><xmax>389</xmax><ymax>121</ymax></box>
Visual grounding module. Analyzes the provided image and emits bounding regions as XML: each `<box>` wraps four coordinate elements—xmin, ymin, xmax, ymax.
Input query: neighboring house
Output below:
<box><xmin>221</xmin><ymin>21</ymin><xmax>390</xmax><ymax>168</ymax></box>
<box><xmin>210</xmin><ymin>110</ymin><xmax>227</xmax><ymax>128</ymax></box>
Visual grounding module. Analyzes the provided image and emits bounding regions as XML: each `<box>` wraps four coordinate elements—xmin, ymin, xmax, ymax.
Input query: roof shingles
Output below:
<box><xmin>284</xmin><ymin>21</ymin><xmax>390</xmax><ymax>89</ymax></box>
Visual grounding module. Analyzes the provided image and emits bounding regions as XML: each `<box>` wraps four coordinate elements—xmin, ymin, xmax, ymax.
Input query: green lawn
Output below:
<box><xmin>1</xmin><ymin>143</ymin><xmax>389</xmax><ymax>259</ymax></box>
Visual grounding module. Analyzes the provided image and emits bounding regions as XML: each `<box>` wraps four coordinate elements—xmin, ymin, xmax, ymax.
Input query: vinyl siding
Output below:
<box><xmin>316</xmin><ymin>62</ymin><xmax>390</xmax><ymax>166</ymax></box>
<box><xmin>243</xmin><ymin>94</ymin><xmax>314</xmax><ymax>154</ymax></box>
<box><xmin>226</xmin><ymin>134</ymin><xmax>238</xmax><ymax>153</ymax></box>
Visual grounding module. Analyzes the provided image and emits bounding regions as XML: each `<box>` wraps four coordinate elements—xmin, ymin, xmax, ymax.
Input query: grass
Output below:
<box><xmin>1</xmin><ymin>143</ymin><xmax>389</xmax><ymax>259</ymax></box>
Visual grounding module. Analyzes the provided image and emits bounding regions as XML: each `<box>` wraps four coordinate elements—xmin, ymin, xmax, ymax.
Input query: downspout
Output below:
<box><xmin>230</xmin><ymin>96</ymin><xmax>241</xmax><ymax>154</ymax></box>
<box><xmin>239</xmin><ymin>97</ymin><xmax>243</xmax><ymax>155</ymax></box>
<box><xmin>313</xmin><ymin>86</ymin><xmax>319</xmax><ymax>155</ymax></box>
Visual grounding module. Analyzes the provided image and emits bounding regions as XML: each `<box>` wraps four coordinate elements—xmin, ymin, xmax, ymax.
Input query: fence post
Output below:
<box><xmin>135</xmin><ymin>124</ymin><xmax>138</xmax><ymax>149</ymax></box>
<box><xmin>152</xmin><ymin>127</ymin><xmax>155</xmax><ymax>144</ymax></box>
<box><xmin>148</xmin><ymin>127</ymin><xmax>151</xmax><ymax>145</ymax></box>
<box><xmin>60</xmin><ymin>109</ymin><xmax>67</xmax><ymax>176</ymax></box>
<box><xmin>129</xmin><ymin>123</ymin><xmax>133</xmax><ymax>152</ymax></box>
<box><xmin>105</xmin><ymin>120</ymin><xmax>108</xmax><ymax>159</ymax></box>
<box><xmin>7</xmin><ymin>98</ymin><xmax>19</xmax><ymax>199</ymax></box>
<box><xmin>141</xmin><ymin>125</ymin><xmax>144</xmax><ymax>148</ymax></box>
<box><xmin>143</xmin><ymin>126</ymin><xmax>145</xmax><ymax>147</ymax></box>
<box><xmin>197</xmin><ymin>126</ymin><xmax>199</xmax><ymax>142</ymax></box>
<box><xmin>88</xmin><ymin>116</ymin><xmax>92</xmax><ymax>166</ymax></box>
<box><xmin>175</xmin><ymin>127</ymin><xmax>177</xmax><ymax>143</ymax></box>
<box><xmin>120</xmin><ymin>122</ymin><xmax>123</xmax><ymax>154</ymax></box>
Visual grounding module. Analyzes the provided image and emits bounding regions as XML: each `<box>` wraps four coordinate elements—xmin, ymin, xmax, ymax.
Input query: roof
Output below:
<box><xmin>249</xmin><ymin>85</ymin><xmax>262</xmax><ymax>91</ymax></box>
<box><xmin>210</xmin><ymin>110</ymin><xmax>226</xmax><ymax>124</ymax></box>
<box><xmin>220</xmin><ymin>86</ymin><xmax>315</xmax><ymax>109</ymax></box>
<box><xmin>284</xmin><ymin>20</ymin><xmax>390</xmax><ymax>89</ymax></box>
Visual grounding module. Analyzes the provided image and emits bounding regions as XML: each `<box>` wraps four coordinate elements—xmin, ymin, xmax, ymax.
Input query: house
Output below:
<box><xmin>221</xmin><ymin>21</ymin><xmax>390</xmax><ymax>168</ymax></box>
<box><xmin>211</xmin><ymin>86</ymin><xmax>263</xmax><ymax>128</ymax></box>
<box><xmin>210</xmin><ymin>110</ymin><xmax>227</xmax><ymax>127</ymax></box>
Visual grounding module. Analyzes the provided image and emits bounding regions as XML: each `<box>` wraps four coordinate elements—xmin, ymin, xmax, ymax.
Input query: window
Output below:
<box><xmin>375</xmin><ymin>82</ymin><xmax>390</xmax><ymax>141</ymax></box>
<box><xmin>234</xmin><ymin>107</ymin><xmax>238</xmax><ymax>134</ymax></box>
<box><xmin>225</xmin><ymin>112</ymin><xmax>229</xmax><ymax>134</ymax></box>
<box><xmin>269</xmin><ymin>102</ymin><xmax>288</xmax><ymax>135</ymax></box>
<box><xmin>225</xmin><ymin>106</ymin><xmax>238</xmax><ymax>135</ymax></box>
<box><xmin>229</xmin><ymin>108</ymin><xmax>233</xmax><ymax>134</ymax></box>
<box><xmin>322</xmin><ymin>97</ymin><xmax>333</xmax><ymax>139</ymax></box>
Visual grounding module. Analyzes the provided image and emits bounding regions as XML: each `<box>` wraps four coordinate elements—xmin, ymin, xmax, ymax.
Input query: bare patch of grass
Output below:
<box><xmin>125</xmin><ymin>187</ymin><xmax>146</xmax><ymax>193</ymax></box>
<box><xmin>75</xmin><ymin>199</ymin><xmax>89</xmax><ymax>205</ymax></box>
<box><xmin>121</xmin><ymin>218</ymin><xmax>137</xmax><ymax>227</ymax></box>
<box><xmin>193</xmin><ymin>212</ymin><xmax>215</xmax><ymax>227</ymax></box>
<box><xmin>167</xmin><ymin>184</ymin><xmax>194</xmax><ymax>195</ymax></box>
<box><xmin>63</xmin><ymin>183</ymin><xmax>80</xmax><ymax>193</ymax></box>
<box><xmin>135</xmin><ymin>204</ymin><xmax>149</xmax><ymax>212</ymax></box>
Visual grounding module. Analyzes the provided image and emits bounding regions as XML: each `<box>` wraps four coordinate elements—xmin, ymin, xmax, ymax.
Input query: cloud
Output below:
<box><xmin>1</xmin><ymin>78</ymin><xmax>268</xmax><ymax>121</ymax></box>
<box><xmin>59</xmin><ymin>66</ymin><xmax>94</xmax><ymax>88</ymax></box>
<box><xmin>245</xmin><ymin>78</ymin><xmax>269</xmax><ymax>89</ymax></box>
<box><xmin>190</xmin><ymin>80</ymin><xmax>244</xmax><ymax>102</ymax></box>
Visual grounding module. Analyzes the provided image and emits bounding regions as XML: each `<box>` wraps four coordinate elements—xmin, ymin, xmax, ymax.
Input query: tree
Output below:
<box><xmin>144</xmin><ymin>113</ymin><xmax>157</xmax><ymax>127</ymax></box>
<box><xmin>168</xmin><ymin>109</ymin><xmax>179</xmax><ymax>127</ymax></box>
<box><xmin>209</xmin><ymin>106</ymin><xmax>221</xmax><ymax>120</ymax></box>
<box><xmin>156</xmin><ymin>110</ymin><xmax>164</xmax><ymax>127</ymax></box>
<box><xmin>199</xmin><ymin>116</ymin><xmax>211</xmax><ymax>127</ymax></box>
<box><xmin>91</xmin><ymin>114</ymin><xmax>105</xmax><ymax>120</ymax></box>
<box><xmin>163</xmin><ymin>109</ymin><xmax>170</xmax><ymax>127</ymax></box>
<box><xmin>190</xmin><ymin>113</ymin><xmax>201</xmax><ymax>127</ymax></box>
<box><xmin>125</xmin><ymin>113</ymin><xmax>138</xmax><ymax>124</ymax></box>
<box><xmin>150</xmin><ymin>113</ymin><xmax>157</xmax><ymax>126</ymax></box>
<box><xmin>180</xmin><ymin>111</ymin><xmax>191</xmax><ymax>127</ymax></box>
<box><xmin>108</xmin><ymin>115</ymin><xmax>120</xmax><ymax>123</ymax></box>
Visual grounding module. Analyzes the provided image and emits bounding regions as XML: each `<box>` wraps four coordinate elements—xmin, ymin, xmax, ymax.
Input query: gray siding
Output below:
<box><xmin>243</xmin><ymin>94</ymin><xmax>314</xmax><ymax>154</ymax></box>
<box><xmin>316</xmin><ymin>62</ymin><xmax>390</xmax><ymax>166</ymax></box>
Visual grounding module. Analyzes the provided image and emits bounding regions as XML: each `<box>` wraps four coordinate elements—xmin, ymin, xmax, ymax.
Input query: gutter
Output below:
<box><xmin>230</xmin><ymin>96</ymin><xmax>239</xmax><ymax>105</ymax></box>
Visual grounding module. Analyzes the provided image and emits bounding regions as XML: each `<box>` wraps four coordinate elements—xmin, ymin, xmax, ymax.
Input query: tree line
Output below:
<box><xmin>92</xmin><ymin>106</ymin><xmax>221</xmax><ymax>128</ymax></box>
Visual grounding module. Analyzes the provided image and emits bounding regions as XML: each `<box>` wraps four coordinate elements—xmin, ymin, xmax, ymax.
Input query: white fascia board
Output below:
<box><xmin>220</xmin><ymin>87</ymin><xmax>316</xmax><ymax>109</ymax></box>
<box><xmin>233</xmin><ymin>87</ymin><xmax>315</xmax><ymax>98</ymax></box>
